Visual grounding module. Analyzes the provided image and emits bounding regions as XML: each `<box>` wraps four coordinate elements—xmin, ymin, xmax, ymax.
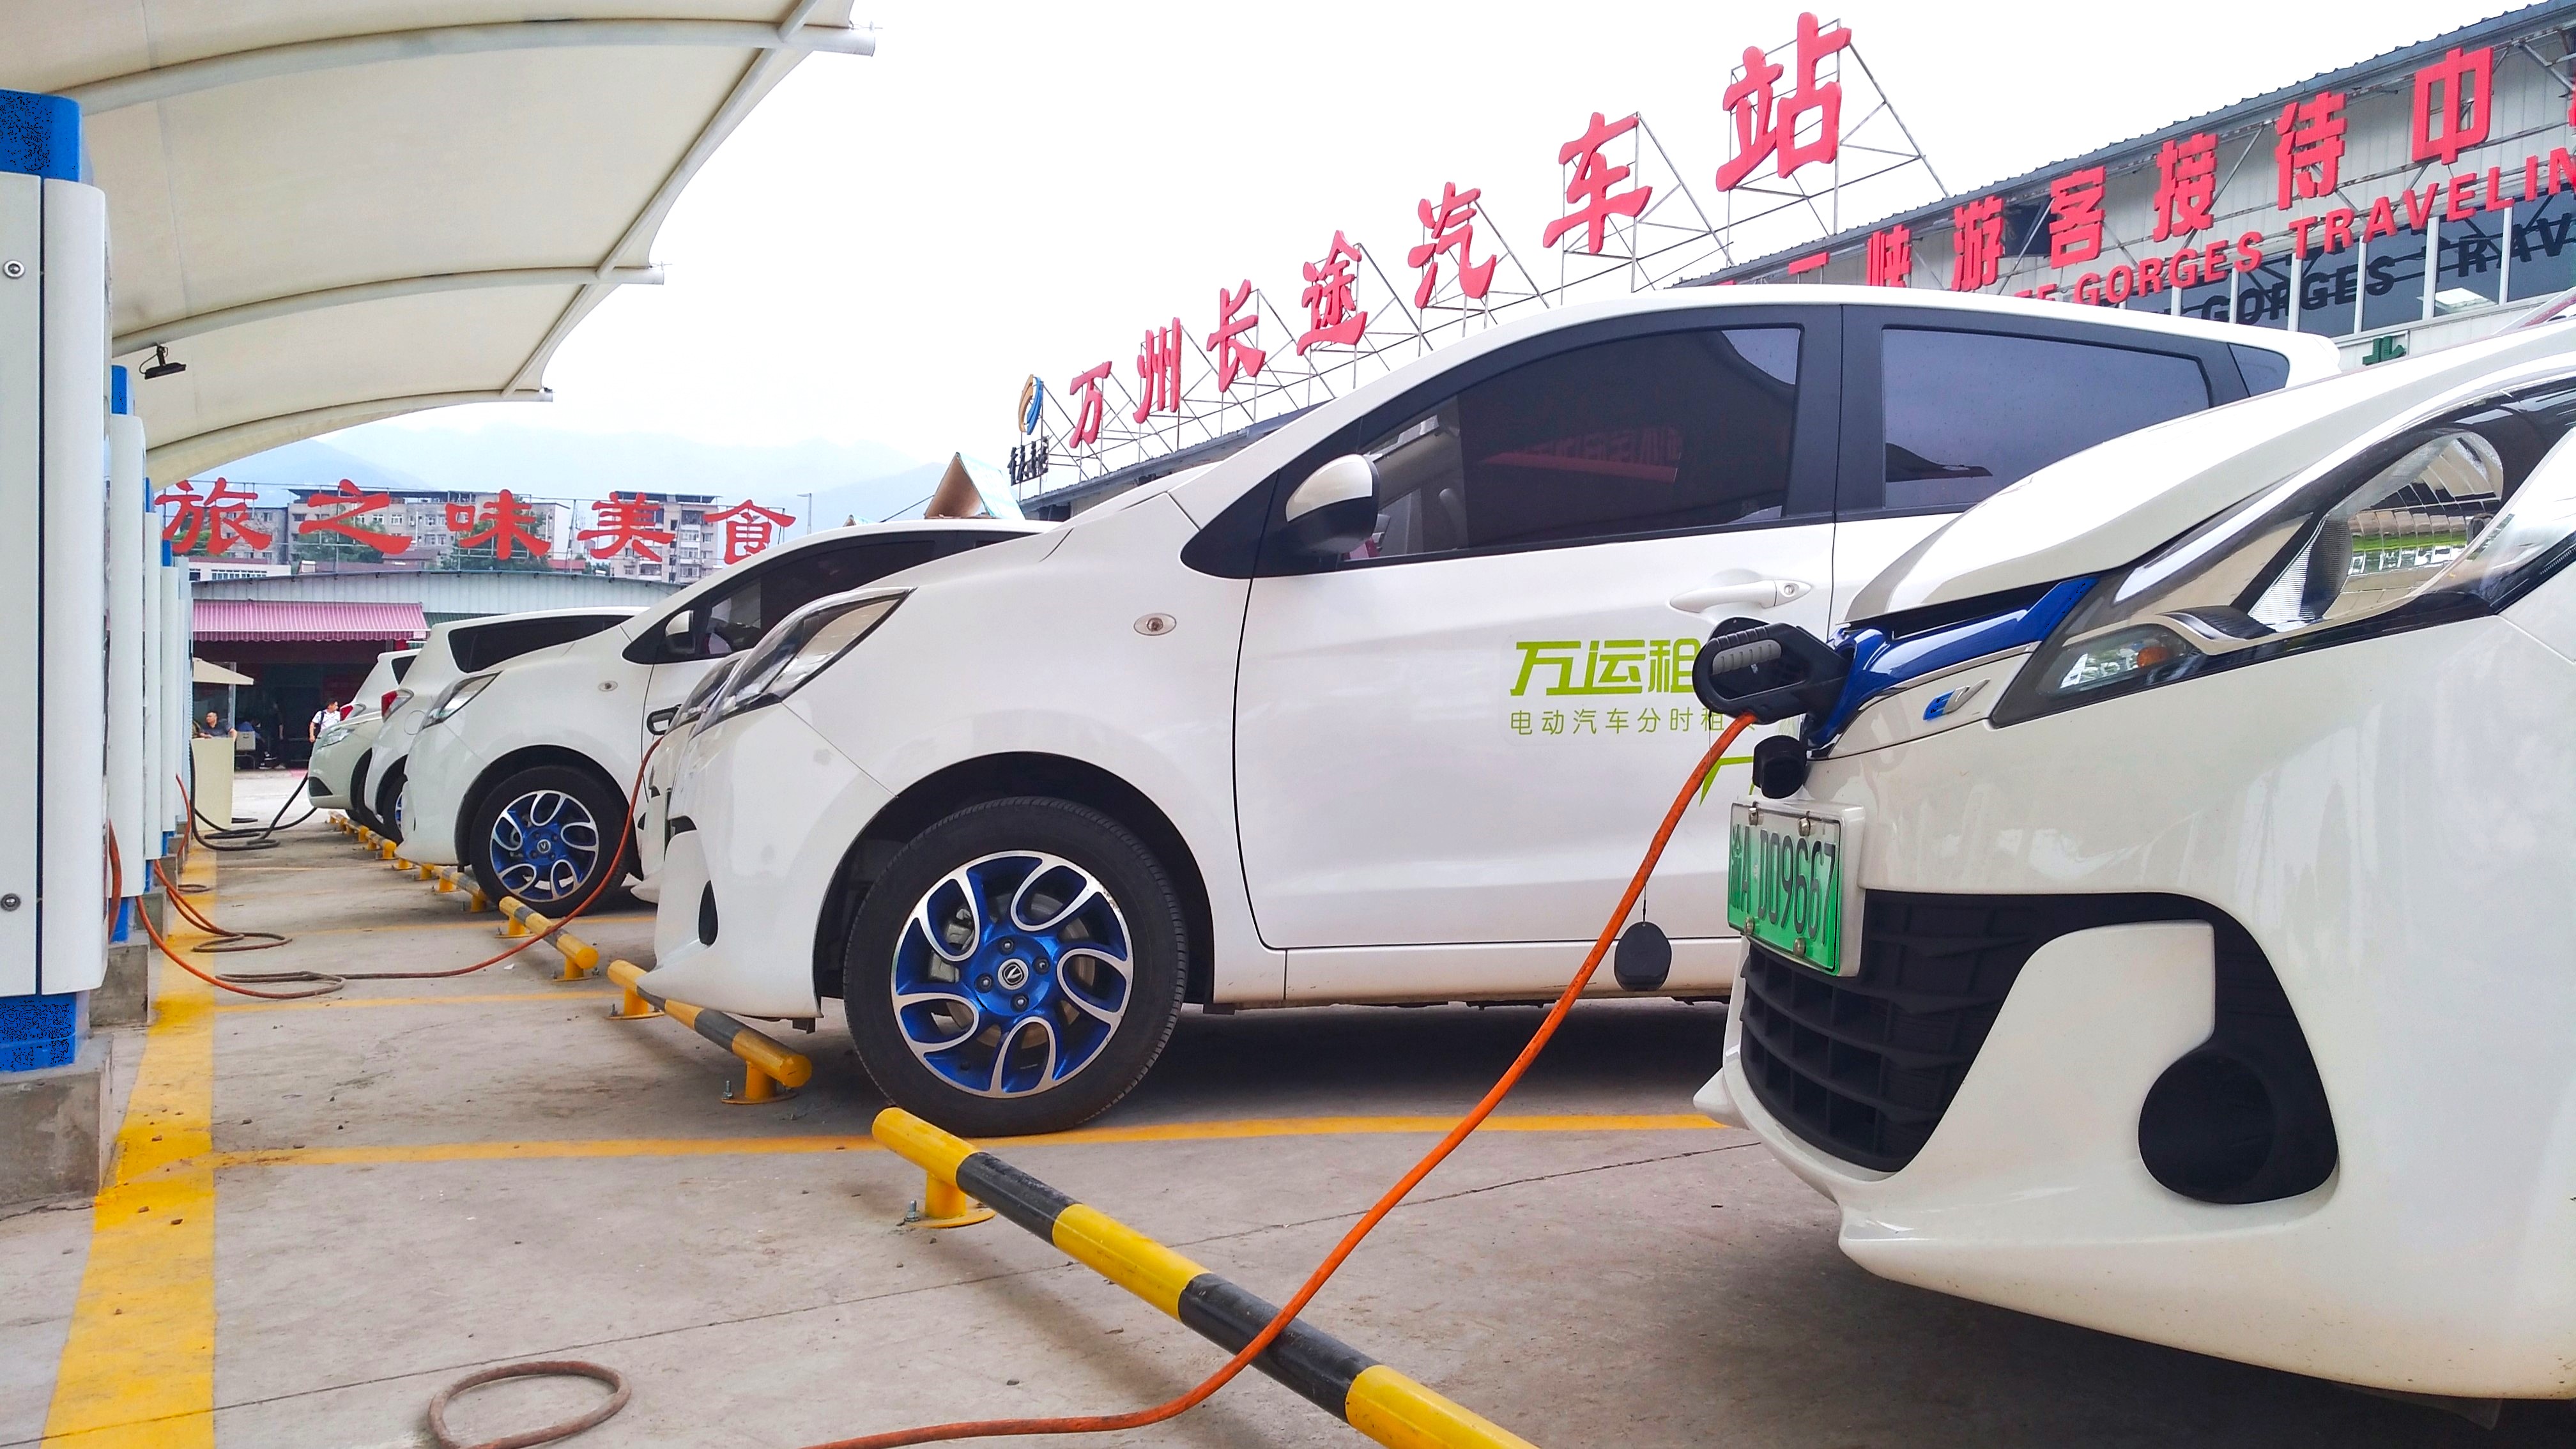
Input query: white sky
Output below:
<box><xmin>364</xmin><ymin>0</ymin><xmax>2506</xmax><ymax>466</ymax></box>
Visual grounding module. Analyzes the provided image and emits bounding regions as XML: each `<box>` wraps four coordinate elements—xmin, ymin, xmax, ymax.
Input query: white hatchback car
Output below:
<box><xmin>648</xmin><ymin>286</ymin><xmax>2336</xmax><ymax>1135</ymax></box>
<box><xmin>307</xmin><ymin>647</ymin><xmax>415</xmax><ymax>810</ymax></box>
<box><xmin>354</xmin><ymin>607</ymin><xmax>637</xmax><ymax>838</ymax></box>
<box><xmin>1693</xmin><ymin>318</ymin><xmax>2576</xmax><ymax>1399</ymax></box>
<box><xmin>398</xmin><ymin>520</ymin><xmax>1045</xmax><ymax>907</ymax></box>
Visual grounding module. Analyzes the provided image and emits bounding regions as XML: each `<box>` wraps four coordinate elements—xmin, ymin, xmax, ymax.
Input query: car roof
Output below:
<box><xmin>645</xmin><ymin>516</ymin><xmax>1052</xmax><ymax>618</ymax></box>
<box><xmin>423</xmin><ymin>604</ymin><xmax>638</xmax><ymax>640</ymax></box>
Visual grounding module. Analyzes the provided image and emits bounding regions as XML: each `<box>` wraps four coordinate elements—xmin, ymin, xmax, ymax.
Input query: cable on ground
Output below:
<box><xmin>805</xmin><ymin>714</ymin><xmax>1755</xmax><ymax>1448</ymax></box>
<box><xmin>425</xmin><ymin>1359</ymin><xmax>631</xmax><ymax>1449</ymax></box>
<box><xmin>135</xmin><ymin>742</ymin><xmax>661</xmax><ymax>1000</ymax></box>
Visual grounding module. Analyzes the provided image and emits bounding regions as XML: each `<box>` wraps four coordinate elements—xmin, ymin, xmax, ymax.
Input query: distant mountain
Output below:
<box><xmin>202</xmin><ymin>439</ymin><xmax>433</xmax><ymax>505</ymax></box>
<box><xmin>208</xmin><ymin>420</ymin><xmax>927</xmax><ymax>520</ymax></box>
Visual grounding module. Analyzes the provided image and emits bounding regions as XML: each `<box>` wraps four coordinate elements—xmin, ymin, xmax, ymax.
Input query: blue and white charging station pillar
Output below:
<box><xmin>107</xmin><ymin>368</ymin><xmax>146</xmax><ymax>908</ymax></box>
<box><xmin>0</xmin><ymin>89</ymin><xmax>111</xmax><ymax>1069</ymax></box>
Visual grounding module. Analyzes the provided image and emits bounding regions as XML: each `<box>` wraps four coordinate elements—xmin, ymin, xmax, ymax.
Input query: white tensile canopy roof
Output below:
<box><xmin>4</xmin><ymin>2</ymin><xmax>871</xmax><ymax>479</ymax></box>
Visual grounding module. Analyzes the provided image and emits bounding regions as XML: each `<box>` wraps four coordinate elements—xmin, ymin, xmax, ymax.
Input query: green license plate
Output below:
<box><xmin>1726</xmin><ymin>803</ymin><xmax>1847</xmax><ymax>976</ymax></box>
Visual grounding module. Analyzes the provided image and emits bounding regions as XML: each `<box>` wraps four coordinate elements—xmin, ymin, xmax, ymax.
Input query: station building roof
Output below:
<box><xmin>5</xmin><ymin>2</ymin><xmax>871</xmax><ymax>480</ymax></box>
<box><xmin>192</xmin><ymin>599</ymin><xmax>427</xmax><ymax>643</ymax></box>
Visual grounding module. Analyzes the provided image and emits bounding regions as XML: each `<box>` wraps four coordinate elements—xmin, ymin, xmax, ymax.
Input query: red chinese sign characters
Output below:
<box><xmin>1066</xmin><ymin>360</ymin><xmax>1113</xmax><ymax>448</ymax></box>
<box><xmin>1410</xmin><ymin>183</ymin><xmax>1498</xmax><ymax>308</ymax></box>
<box><xmin>2275</xmin><ymin>91</ymin><xmax>2347</xmax><ymax>210</ymax></box>
<box><xmin>158</xmin><ymin>478</ymin><xmax>271</xmax><ymax>554</ymax></box>
<box><xmin>1866</xmin><ymin>224</ymin><xmax>1911</xmax><ymax>287</ymax></box>
<box><xmin>704</xmin><ymin>500</ymin><xmax>794</xmax><ymax>565</ymax></box>
<box><xmin>1298</xmin><ymin>233</ymin><xmax>1369</xmax><ymax>354</ymax></box>
<box><xmin>296</xmin><ymin>479</ymin><xmax>408</xmax><ymax>553</ymax></box>
<box><xmin>1951</xmin><ymin>196</ymin><xmax>2004</xmax><ymax>291</ymax></box>
<box><xmin>1542</xmin><ymin>112</ymin><xmax>1652</xmax><ymax>254</ymax></box>
<box><xmin>447</xmin><ymin>490</ymin><xmax>550</xmax><ymax>560</ymax></box>
<box><xmin>2414</xmin><ymin>46</ymin><xmax>2492</xmax><ymax>167</ymax></box>
<box><xmin>2047</xmin><ymin>167</ymin><xmax>2106</xmax><ymax>267</ymax></box>
<box><xmin>579</xmin><ymin>493</ymin><xmax>677</xmax><ymax>561</ymax></box>
<box><xmin>1133</xmin><ymin>320</ymin><xmax>1182</xmax><ymax>421</ymax></box>
<box><xmin>2151</xmin><ymin>133</ymin><xmax>2219</xmax><ymax>240</ymax></box>
<box><xmin>1714</xmin><ymin>12</ymin><xmax>1852</xmax><ymax>190</ymax></box>
<box><xmin>1206</xmin><ymin>282</ymin><xmax>1266</xmax><ymax>392</ymax></box>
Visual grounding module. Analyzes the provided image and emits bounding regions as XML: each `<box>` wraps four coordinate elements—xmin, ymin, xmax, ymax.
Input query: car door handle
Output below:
<box><xmin>1668</xmin><ymin>579</ymin><xmax>1814</xmax><ymax>617</ymax></box>
<box><xmin>646</xmin><ymin>706</ymin><xmax>678</xmax><ymax>736</ymax></box>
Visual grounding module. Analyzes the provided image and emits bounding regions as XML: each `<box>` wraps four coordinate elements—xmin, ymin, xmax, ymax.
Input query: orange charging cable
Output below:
<box><xmin>809</xmin><ymin>713</ymin><xmax>1755</xmax><ymax>1449</ymax></box>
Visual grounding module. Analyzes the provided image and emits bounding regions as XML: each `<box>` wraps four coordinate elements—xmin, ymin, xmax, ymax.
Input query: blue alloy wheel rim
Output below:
<box><xmin>489</xmin><ymin>789</ymin><xmax>601</xmax><ymax>903</ymax></box>
<box><xmin>889</xmin><ymin>851</ymin><xmax>1134</xmax><ymax>1098</ymax></box>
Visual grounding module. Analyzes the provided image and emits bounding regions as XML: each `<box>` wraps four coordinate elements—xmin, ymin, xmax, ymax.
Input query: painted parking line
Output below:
<box><xmin>213</xmin><ymin>990</ymin><xmax>611</xmax><ymax>1014</ymax></box>
<box><xmin>43</xmin><ymin>855</ymin><xmax>220</xmax><ymax>1449</ymax></box>
<box><xmin>197</xmin><ymin>1113</ymin><xmax>1724</xmax><ymax>1170</ymax></box>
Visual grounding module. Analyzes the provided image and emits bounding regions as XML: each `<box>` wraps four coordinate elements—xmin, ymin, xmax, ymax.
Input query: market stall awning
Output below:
<box><xmin>192</xmin><ymin>601</ymin><xmax>427</xmax><ymax>644</ymax></box>
<box><xmin>4</xmin><ymin>2</ymin><xmax>871</xmax><ymax>479</ymax></box>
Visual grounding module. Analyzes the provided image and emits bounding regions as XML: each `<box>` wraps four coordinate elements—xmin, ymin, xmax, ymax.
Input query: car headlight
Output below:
<box><xmin>314</xmin><ymin>721</ymin><xmax>357</xmax><ymax>748</ymax></box>
<box><xmin>424</xmin><ymin>672</ymin><xmax>498</xmax><ymax>725</ymax></box>
<box><xmin>710</xmin><ymin>592</ymin><xmax>905</xmax><ymax>724</ymax></box>
<box><xmin>1996</xmin><ymin>384</ymin><xmax>2576</xmax><ymax>725</ymax></box>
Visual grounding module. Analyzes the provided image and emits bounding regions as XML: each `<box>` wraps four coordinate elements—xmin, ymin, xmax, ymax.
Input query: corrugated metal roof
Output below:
<box><xmin>192</xmin><ymin>600</ymin><xmax>427</xmax><ymax>642</ymax></box>
<box><xmin>1687</xmin><ymin>0</ymin><xmax>2576</xmax><ymax>286</ymax></box>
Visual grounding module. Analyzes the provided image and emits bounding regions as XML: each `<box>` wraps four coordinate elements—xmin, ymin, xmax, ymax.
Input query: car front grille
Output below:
<box><xmin>1738</xmin><ymin>892</ymin><xmax>2260</xmax><ymax>1174</ymax></box>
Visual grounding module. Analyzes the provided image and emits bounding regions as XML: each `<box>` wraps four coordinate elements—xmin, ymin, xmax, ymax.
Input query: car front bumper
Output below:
<box><xmin>1704</xmin><ymin>614</ymin><xmax>2576</xmax><ymax>1397</ymax></box>
<box><xmin>394</xmin><ymin>725</ymin><xmax>482</xmax><ymax>866</ymax></box>
<box><xmin>643</xmin><ymin>703</ymin><xmax>891</xmax><ymax>1022</ymax></box>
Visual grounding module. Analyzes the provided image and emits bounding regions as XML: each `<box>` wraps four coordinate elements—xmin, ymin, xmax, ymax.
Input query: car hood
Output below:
<box><xmin>1850</xmin><ymin>321</ymin><xmax>2576</xmax><ymax>619</ymax></box>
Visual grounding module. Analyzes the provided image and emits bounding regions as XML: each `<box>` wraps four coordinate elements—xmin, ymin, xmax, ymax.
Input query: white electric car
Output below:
<box><xmin>353</xmin><ymin>607</ymin><xmax>636</xmax><ymax>838</ymax></box>
<box><xmin>307</xmin><ymin>647</ymin><xmax>415</xmax><ymax>809</ymax></box>
<box><xmin>1692</xmin><ymin>317</ymin><xmax>2576</xmax><ymax>1399</ymax></box>
<box><xmin>397</xmin><ymin>520</ymin><xmax>1045</xmax><ymax>907</ymax></box>
<box><xmin>644</xmin><ymin>286</ymin><xmax>2336</xmax><ymax>1136</ymax></box>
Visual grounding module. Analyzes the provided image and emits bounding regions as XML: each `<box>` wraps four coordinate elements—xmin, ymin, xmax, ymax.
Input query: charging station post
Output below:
<box><xmin>0</xmin><ymin>88</ymin><xmax>117</xmax><ymax>1205</ymax></box>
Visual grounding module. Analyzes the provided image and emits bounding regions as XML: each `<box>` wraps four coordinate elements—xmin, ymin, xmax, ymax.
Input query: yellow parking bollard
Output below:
<box><xmin>601</xmin><ymin>960</ymin><xmax>808</xmax><ymax>1104</ymax></box>
<box><xmin>493</xmin><ymin>896</ymin><xmax>600</xmax><ymax>980</ymax></box>
<box><xmin>871</xmin><ymin>1108</ymin><xmax>1539</xmax><ymax>1448</ymax></box>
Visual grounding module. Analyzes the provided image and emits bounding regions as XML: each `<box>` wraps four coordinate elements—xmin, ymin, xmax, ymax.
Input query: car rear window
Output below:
<box><xmin>449</xmin><ymin>613</ymin><xmax>625</xmax><ymax>673</ymax></box>
<box><xmin>1880</xmin><ymin>327</ymin><xmax>2212</xmax><ymax>512</ymax></box>
<box><xmin>389</xmin><ymin>654</ymin><xmax>414</xmax><ymax>682</ymax></box>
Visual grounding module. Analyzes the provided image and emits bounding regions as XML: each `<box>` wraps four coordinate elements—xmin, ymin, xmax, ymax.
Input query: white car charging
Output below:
<box><xmin>1693</xmin><ymin>315</ymin><xmax>2576</xmax><ymax>1398</ymax></box>
<box><xmin>642</xmin><ymin>286</ymin><xmax>2336</xmax><ymax>1137</ymax></box>
<box><xmin>397</xmin><ymin>519</ymin><xmax>1045</xmax><ymax>907</ymax></box>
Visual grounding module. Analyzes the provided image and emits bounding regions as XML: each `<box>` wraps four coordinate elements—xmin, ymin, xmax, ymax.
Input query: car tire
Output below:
<box><xmin>843</xmin><ymin>797</ymin><xmax>1190</xmax><ymax>1137</ymax></box>
<box><xmin>465</xmin><ymin>763</ymin><xmax>628</xmax><ymax>910</ymax></box>
<box><xmin>372</xmin><ymin>760</ymin><xmax>406</xmax><ymax>844</ymax></box>
<box><xmin>347</xmin><ymin>751</ymin><xmax>379</xmax><ymax>832</ymax></box>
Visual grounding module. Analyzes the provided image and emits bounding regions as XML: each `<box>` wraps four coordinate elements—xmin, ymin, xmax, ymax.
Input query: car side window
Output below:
<box><xmin>1878</xmin><ymin>327</ymin><xmax>2211</xmax><ymax>512</ymax></box>
<box><xmin>1332</xmin><ymin>326</ymin><xmax>1802</xmax><ymax>564</ymax></box>
<box><xmin>699</xmin><ymin>537</ymin><xmax>946</xmax><ymax>656</ymax></box>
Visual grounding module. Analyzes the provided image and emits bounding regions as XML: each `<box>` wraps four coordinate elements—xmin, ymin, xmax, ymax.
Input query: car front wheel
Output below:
<box><xmin>843</xmin><ymin>798</ymin><xmax>1190</xmax><ymax>1137</ymax></box>
<box><xmin>467</xmin><ymin>764</ymin><xmax>625</xmax><ymax>908</ymax></box>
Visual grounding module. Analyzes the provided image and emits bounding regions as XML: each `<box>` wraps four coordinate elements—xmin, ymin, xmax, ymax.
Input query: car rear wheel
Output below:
<box><xmin>346</xmin><ymin>751</ymin><xmax>379</xmax><ymax>832</ymax></box>
<box><xmin>372</xmin><ymin>759</ymin><xmax>406</xmax><ymax>843</ymax></box>
<box><xmin>466</xmin><ymin>764</ymin><xmax>626</xmax><ymax>909</ymax></box>
<box><xmin>843</xmin><ymin>798</ymin><xmax>1190</xmax><ymax>1137</ymax></box>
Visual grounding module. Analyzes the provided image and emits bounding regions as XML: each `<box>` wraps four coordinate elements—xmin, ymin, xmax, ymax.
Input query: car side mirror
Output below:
<box><xmin>661</xmin><ymin>611</ymin><xmax>697</xmax><ymax>659</ymax></box>
<box><xmin>1280</xmin><ymin>454</ymin><xmax>1379</xmax><ymax>556</ymax></box>
<box><xmin>645</xmin><ymin>705</ymin><xmax>679</xmax><ymax>736</ymax></box>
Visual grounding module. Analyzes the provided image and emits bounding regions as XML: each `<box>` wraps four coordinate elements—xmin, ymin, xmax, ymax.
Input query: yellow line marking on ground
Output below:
<box><xmin>43</xmin><ymin>854</ymin><xmax>220</xmax><ymax>1448</ymax></box>
<box><xmin>201</xmin><ymin>1114</ymin><xmax>1722</xmax><ymax>1170</ymax></box>
<box><xmin>213</xmin><ymin>990</ymin><xmax>610</xmax><ymax>1013</ymax></box>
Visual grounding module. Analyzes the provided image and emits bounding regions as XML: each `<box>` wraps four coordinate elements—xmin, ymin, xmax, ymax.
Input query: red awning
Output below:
<box><xmin>191</xmin><ymin>600</ymin><xmax>428</xmax><ymax>643</ymax></box>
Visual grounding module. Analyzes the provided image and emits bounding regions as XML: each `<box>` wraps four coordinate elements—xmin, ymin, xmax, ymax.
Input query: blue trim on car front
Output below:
<box><xmin>1809</xmin><ymin>578</ymin><xmax>2096</xmax><ymax>746</ymax></box>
